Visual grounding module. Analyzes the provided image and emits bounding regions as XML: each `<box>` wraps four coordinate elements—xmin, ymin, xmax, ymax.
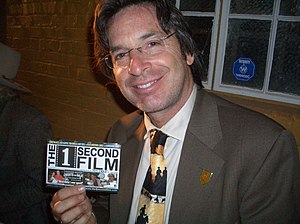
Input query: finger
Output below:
<box><xmin>52</xmin><ymin>185</ymin><xmax>86</xmax><ymax>204</ymax></box>
<box><xmin>52</xmin><ymin>188</ymin><xmax>86</xmax><ymax>222</ymax></box>
<box><xmin>72</xmin><ymin>211</ymin><xmax>97</xmax><ymax>224</ymax></box>
<box><xmin>51</xmin><ymin>185</ymin><xmax>86</xmax><ymax>219</ymax></box>
<box><xmin>58</xmin><ymin>195</ymin><xmax>93</xmax><ymax>223</ymax></box>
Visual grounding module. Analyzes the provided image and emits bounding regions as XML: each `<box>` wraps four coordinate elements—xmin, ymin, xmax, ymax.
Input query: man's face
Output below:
<box><xmin>107</xmin><ymin>5</ymin><xmax>195</xmax><ymax>126</ymax></box>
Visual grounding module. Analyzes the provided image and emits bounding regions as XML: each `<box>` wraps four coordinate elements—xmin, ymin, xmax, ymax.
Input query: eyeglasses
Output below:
<box><xmin>102</xmin><ymin>32</ymin><xmax>176</xmax><ymax>69</ymax></box>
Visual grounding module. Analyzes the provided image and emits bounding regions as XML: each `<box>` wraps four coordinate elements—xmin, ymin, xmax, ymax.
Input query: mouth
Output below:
<box><xmin>135</xmin><ymin>79</ymin><xmax>158</xmax><ymax>89</ymax></box>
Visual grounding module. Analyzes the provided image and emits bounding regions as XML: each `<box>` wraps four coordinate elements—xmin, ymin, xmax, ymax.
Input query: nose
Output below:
<box><xmin>128</xmin><ymin>50</ymin><xmax>150</xmax><ymax>76</ymax></box>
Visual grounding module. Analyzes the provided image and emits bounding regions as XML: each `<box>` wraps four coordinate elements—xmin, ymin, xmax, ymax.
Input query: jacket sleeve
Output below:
<box><xmin>240</xmin><ymin>130</ymin><xmax>300</xmax><ymax>224</ymax></box>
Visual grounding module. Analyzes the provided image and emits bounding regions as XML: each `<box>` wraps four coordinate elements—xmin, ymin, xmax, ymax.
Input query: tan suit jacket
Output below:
<box><xmin>102</xmin><ymin>89</ymin><xmax>300</xmax><ymax>224</ymax></box>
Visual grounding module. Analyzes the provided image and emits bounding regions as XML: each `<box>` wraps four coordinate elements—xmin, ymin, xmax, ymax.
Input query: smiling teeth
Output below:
<box><xmin>136</xmin><ymin>80</ymin><xmax>156</xmax><ymax>89</ymax></box>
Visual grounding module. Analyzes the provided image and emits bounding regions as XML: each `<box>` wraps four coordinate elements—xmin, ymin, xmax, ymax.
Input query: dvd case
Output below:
<box><xmin>46</xmin><ymin>140</ymin><xmax>121</xmax><ymax>192</ymax></box>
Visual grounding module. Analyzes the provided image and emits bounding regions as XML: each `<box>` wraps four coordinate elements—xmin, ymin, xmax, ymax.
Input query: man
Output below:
<box><xmin>0</xmin><ymin>42</ymin><xmax>53</xmax><ymax>223</ymax></box>
<box><xmin>51</xmin><ymin>0</ymin><xmax>300</xmax><ymax>223</ymax></box>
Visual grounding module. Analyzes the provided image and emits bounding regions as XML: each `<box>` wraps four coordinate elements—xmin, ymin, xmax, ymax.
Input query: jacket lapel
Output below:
<box><xmin>110</xmin><ymin>118</ymin><xmax>146</xmax><ymax>223</ymax></box>
<box><xmin>169</xmin><ymin>90</ymin><xmax>225</xmax><ymax>223</ymax></box>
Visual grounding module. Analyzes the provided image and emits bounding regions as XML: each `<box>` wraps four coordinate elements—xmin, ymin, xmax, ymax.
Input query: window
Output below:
<box><xmin>176</xmin><ymin>0</ymin><xmax>300</xmax><ymax>105</ymax></box>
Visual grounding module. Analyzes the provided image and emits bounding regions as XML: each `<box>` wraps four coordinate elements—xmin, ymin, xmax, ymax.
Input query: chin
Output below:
<box><xmin>138</xmin><ymin>104</ymin><xmax>166</xmax><ymax>114</ymax></box>
<box><xmin>132</xmin><ymin>97</ymin><xmax>166</xmax><ymax>112</ymax></box>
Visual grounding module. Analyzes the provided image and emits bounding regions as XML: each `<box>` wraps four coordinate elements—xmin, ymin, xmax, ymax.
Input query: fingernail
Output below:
<box><xmin>78</xmin><ymin>186</ymin><xmax>85</xmax><ymax>192</ymax></box>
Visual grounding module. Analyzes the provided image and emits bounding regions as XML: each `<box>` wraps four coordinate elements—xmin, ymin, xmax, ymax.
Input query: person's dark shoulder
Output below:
<box><xmin>3</xmin><ymin>98</ymin><xmax>49</xmax><ymax>126</ymax></box>
<box><xmin>5</xmin><ymin>98</ymin><xmax>43</xmax><ymax>116</ymax></box>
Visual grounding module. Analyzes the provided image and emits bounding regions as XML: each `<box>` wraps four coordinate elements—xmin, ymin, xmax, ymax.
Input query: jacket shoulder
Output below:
<box><xmin>107</xmin><ymin>110</ymin><xmax>143</xmax><ymax>142</ymax></box>
<box><xmin>205</xmin><ymin>91</ymin><xmax>284</xmax><ymax>131</ymax></box>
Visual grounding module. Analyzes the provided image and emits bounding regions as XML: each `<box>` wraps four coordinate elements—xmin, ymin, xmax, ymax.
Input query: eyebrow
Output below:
<box><xmin>109</xmin><ymin>31</ymin><xmax>164</xmax><ymax>53</ymax></box>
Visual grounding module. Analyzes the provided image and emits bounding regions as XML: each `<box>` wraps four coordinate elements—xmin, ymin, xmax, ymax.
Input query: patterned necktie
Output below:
<box><xmin>136</xmin><ymin>129</ymin><xmax>168</xmax><ymax>224</ymax></box>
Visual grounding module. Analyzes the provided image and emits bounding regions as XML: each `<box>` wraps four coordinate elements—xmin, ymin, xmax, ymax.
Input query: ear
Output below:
<box><xmin>186</xmin><ymin>53</ymin><xmax>194</xmax><ymax>65</ymax></box>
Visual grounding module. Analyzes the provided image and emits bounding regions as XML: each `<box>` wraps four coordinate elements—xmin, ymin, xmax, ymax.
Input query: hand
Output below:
<box><xmin>51</xmin><ymin>185</ymin><xmax>97</xmax><ymax>224</ymax></box>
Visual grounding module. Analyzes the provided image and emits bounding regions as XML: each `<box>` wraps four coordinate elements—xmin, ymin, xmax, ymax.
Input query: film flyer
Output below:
<box><xmin>46</xmin><ymin>140</ymin><xmax>121</xmax><ymax>192</ymax></box>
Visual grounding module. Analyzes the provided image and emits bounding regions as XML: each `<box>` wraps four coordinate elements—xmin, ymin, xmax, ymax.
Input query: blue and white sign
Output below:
<box><xmin>232</xmin><ymin>57</ymin><xmax>255</xmax><ymax>81</ymax></box>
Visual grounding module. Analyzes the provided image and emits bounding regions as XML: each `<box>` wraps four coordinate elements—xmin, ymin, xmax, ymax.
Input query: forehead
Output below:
<box><xmin>107</xmin><ymin>5</ymin><xmax>164</xmax><ymax>46</ymax></box>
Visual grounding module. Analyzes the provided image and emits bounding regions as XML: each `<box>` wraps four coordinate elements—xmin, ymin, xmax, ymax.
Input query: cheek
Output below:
<box><xmin>113</xmin><ymin>67</ymin><xmax>123</xmax><ymax>78</ymax></box>
<box><xmin>115</xmin><ymin>77</ymin><xmax>126</xmax><ymax>92</ymax></box>
<box><xmin>113</xmin><ymin>69</ymin><xmax>126</xmax><ymax>86</ymax></box>
<box><xmin>163</xmin><ymin>46</ymin><xmax>187</xmax><ymax>68</ymax></box>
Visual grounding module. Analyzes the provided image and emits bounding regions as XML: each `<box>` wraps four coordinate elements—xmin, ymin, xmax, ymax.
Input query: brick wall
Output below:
<box><xmin>6</xmin><ymin>0</ymin><xmax>130</xmax><ymax>142</ymax></box>
<box><xmin>5</xmin><ymin>0</ymin><xmax>300</xmax><ymax>158</ymax></box>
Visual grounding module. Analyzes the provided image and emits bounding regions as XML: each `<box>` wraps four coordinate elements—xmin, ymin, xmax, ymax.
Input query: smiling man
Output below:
<box><xmin>50</xmin><ymin>1</ymin><xmax>300</xmax><ymax>224</ymax></box>
<box><xmin>106</xmin><ymin>7</ymin><xmax>195</xmax><ymax>128</ymax></box>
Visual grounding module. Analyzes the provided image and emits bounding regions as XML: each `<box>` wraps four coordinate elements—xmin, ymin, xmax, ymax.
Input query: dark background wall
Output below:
<box><xmin>1</xmin><ymin>0</ymin><xmax>7</xmax><ymax>43</ymax></box>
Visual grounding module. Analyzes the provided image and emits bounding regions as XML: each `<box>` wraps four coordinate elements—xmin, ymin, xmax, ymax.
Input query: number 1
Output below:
<box><xmin>62</xmin><ymin>147</ymin><xmax>70</xmax><ymax>166</ymax></box>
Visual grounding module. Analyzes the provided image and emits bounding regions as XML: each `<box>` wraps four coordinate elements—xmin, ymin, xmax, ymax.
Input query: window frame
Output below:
<box><xmin>176</xmin><ymin>0</ymin><xmax>221</xmax><ymax>90</ymax></box>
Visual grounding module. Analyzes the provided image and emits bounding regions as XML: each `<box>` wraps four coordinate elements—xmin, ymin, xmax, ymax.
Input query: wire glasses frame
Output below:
<box><xmin>101</xmin><ymin>32</ymin><xmax>176</xmax><ymax>69</ymax></box>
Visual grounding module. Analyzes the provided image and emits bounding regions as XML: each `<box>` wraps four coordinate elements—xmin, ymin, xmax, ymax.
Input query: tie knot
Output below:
<box><xmin>150</xmin><ymin>129</ymin><xmax>168</xmax><ymax>154</ymax></box>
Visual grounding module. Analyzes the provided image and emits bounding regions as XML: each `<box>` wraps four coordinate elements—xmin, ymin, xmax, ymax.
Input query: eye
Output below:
<box><xmin>114</xmin><ymin>51</ymin><xmax>129</xmax><ymax>61</ymax></box>
<box><xmin>145</xmin><ymin>39</ymin><xmax>163</xmax><ymax>49</ymax></box>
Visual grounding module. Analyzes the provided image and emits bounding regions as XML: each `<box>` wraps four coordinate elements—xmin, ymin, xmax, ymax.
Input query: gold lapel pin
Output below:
<box><xmin>200</xmin><ymin>169</ymin><xmax>213</xmax><ymax>185</ymax></box>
